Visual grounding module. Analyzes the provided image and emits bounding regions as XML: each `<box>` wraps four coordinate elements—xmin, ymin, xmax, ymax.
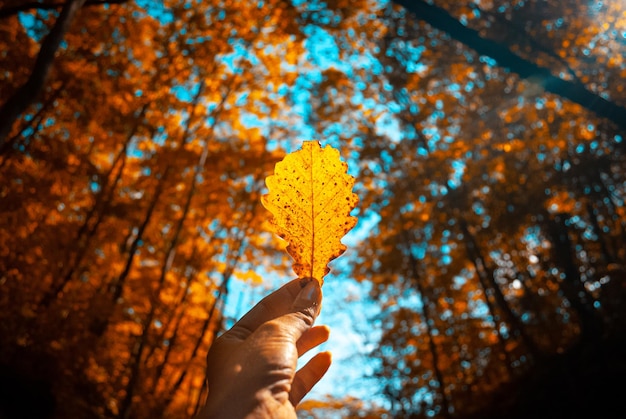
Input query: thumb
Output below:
<box><xmin>288</xmin><ymin>279</ymin><xmax>322</xmax><ymax>332</ymax></box>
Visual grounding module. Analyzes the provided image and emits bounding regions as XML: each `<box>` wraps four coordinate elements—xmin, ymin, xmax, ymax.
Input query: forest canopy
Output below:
<box><xmin>0</xmin><ymin>0</ymin><xmax>625</xmax><ymax>418</ymax></box>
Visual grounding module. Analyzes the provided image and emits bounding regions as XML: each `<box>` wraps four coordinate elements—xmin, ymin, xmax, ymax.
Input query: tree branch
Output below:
<box><xmin>0</xmin><ymin>0</ymin><xmax>87</xmax><ymax>145</ymax></box>
<box><xmin>392</xmin><ymin>0</ymin><xmax>626</xmax><ymax>131</ymax></box>
<box><xmin>0</xmin><ymin>0</ymin><xmax>127</xmax><ymax>20</ymax></box>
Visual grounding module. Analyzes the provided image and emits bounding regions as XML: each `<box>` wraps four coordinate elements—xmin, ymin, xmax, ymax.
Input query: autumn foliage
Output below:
<box><xmin>0</xmin><ymin>0</ymin><xmax>298</xmax><ymax>417</ymax></box>
<box><xmin>1</xmin><ymin>0</ymin><xmax>626</xmax><ymax>418</ymax></box>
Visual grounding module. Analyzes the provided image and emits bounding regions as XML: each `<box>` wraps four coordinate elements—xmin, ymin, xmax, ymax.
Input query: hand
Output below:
<box><xmin>196</xmin><ymin>278</ymin><xmax>331</xmax><ymax>419</ymax></box>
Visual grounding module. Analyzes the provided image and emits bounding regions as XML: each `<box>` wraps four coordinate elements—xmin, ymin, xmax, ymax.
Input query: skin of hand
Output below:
<box><xmin>196</xmin><ymin>278</ymin><xmax>331</xmax><ymax>419</ymax></box>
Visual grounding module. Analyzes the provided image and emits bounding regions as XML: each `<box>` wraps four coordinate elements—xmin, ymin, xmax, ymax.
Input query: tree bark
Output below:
<box><xmin>545</xmin><ymin>213</ymin><xmax>604</xmax><ymax>341</ymax></box>
<box><xmin>0</xmin><ymin>0</ymin><xmax>87</xmax><ymax>145</ymax></box>
<box><xmin>402</xmin><ymin>230</ymin><xmax>452</xmax><ymax>418</ymax></box>
<box><xmin>37</xmin><ymin>106</ymin><xmax>145</xmax><ymax>309</ymax></box>
<box><xmin>0</xmin><ymin>80</ymin><xmax>65</xmax><ymax>159</ymax></box>
<box><xmin>392</xmin><ymin>0</ymin><xmax>626</xmax><ymax>132</ymax></box>
<box><xmin>457</xmin><ymin>217</ymin><xmax>516</xmax><ymax>373</ymax></box>
<box><xmin>0</xmin><ymin>0</ymin><xmax>126</xmax><ymax>20</ymax></box>
<box><xmin>458</xmin><ymin>216</ymin><xmax>542</xmax><ymax>359</ymax></box>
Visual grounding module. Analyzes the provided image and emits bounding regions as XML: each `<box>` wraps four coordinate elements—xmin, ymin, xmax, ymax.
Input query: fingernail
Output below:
<box><xmin>300</xmin><ymin>280</ymin><xmax>320</xmax><ymax>303</ymax></box>
<box><xmin>299</xmin><ymin>277</ymin><xmax>314</xmax><ymax>288</ymax></box>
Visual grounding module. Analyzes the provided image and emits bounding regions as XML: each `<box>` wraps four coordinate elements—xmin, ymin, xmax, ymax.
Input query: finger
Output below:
<box><xmin>282</xmin><ymin>280</ymin><xmax>323</xmax><ymax>340</ymax></box>
<box><xmin>291</xmin><ymin>279</ymin><xmax>322</xmax><ymax>316</ymax></box>
<box><xmin>224</xmin><ymin>278</ymin><xmax>304</xmax><ymax>340</ymax></box>
<box><xmin>296</xmin><ymin>325</ymin><xmax>330</xmax><ymax>357</ymax></box>
<box><xmin>289</xmin><ymin>351</ymin><xmax>332</xmax><ymax>406</ymax></box>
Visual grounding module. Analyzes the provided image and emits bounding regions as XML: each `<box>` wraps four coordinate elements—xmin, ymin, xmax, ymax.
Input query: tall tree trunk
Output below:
<box><xmin>117</xmin><ymin>82</ymin><xmax>208</xmax><ymax>419</ymax></box>
<box><xmin>0</xmin><ymin>0</ymin><xmax>87</xmax><ymax>145</ymax></box>
<box><xmin>116</xmin><ymin>168</ymin><xmax>182</xmax><ymax>418</ymax></box>
<box><xmin>458</xmin><ymin>217</ymin><xmax>542</xmax><ymax>360</ymax></box>
<box><xmin>596</xmin><ymin>175</ymin><xmax>626</xmax><ymax>260</ymax></box>
<box><xmin>508</xmin><ymin>263</ymin><xmax>552</xmax><ymax>348</ymax></box>
<box><xmin>545</xmin><ymin>213</ymin><xmax>604</xmax><ymax>341</ymax></box>
<box><xmin>402</xmin><ymin>230</ymin><xmax>452</xmax><ymax>418</ymax></box>
<box><xmin>37</xmin><ymin>107</ymin><xmax>145</xmax><ymax>309</ymax></box>
<box><xmin>0</xmin><ymin>0</ymin><xmax>127</xmax><ymax>19</ymax></box>
<box><xmin>148</xmin><ymin>260</ymin><xmax>196</xmax><ymax>391</ymax></box>
<box><xmin>118</xmin><ymin>304</ymin><xmax>158</xmax><ymax>419</ymax></box>
<box><xmin>159</xmin><ymin>272</ymin><xmax>229</xmax><ymax>412</ymax></box>
<box><xmin>161</xmin><ymin>226</ymin><xmax>250</xmax><ymax>414</ymax></box>
<box><xmin>392</xmin><ymin>0</ymin><xmax>626</xmax><ymax>131</ymax></box>
<box><xmin>457</xmin><ymin>217</ymin><xmax>515</xmax><ymax>374</ymax></box>
<box><xmin>0</xmin><ymin>80</ymin><xmax>66</xmax><ymax>159</ymax></box>
<box><xmin>109</xmin><ymin>75</ymin><xmax>205</xmax><ymax>308</ymax></box>
<box><xmin>586</xmin><ymin>201</ymin><xmax>615</xmax><ymax>266</ymax></box>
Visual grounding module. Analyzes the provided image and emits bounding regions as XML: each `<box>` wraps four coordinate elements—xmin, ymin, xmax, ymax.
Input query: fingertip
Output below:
<box><xmin>296</xmin><ymin>325</ymin><xmax>331</xmax><ymax>356</ymax></box>
<box><xmin>319</xmin><ymin>324</ymin><xmax>331</xmax><ymax>341</ymax></box>
<box><xmin>299</xmin><ymin>277</ymin><xmax>323</xmax><ymax>287</ymax></box>
<box><xmin>298</xmin><ymin>277</ymin><xmax>313</xmax><ymax>287</ymax></box>
<box><xmin>292</xmin><ymin>280</ymin><xmax>322</xmax><ymax>315</ymax></box>
<box><xmin>315</xmin><ymin>325</ymin><xmax>330</xmax><ymax>346</ymax></box>
<box><xmin>317</xmin><ymin>350</ymin><xmax>332</xmax><ymax>368</ymax></box>
<box><xmin>290</xmin><ymin>351</ymin><xmax>333</xmax><ymax>406</ymax></box>
<box><xmin>303</xmin><ymin>351</ymin><xmax>332</xmax><ymax>380</ymax></box>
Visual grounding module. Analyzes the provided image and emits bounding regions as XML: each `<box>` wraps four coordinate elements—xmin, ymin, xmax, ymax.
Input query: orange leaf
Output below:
<box><xmin>261</xmin><ymin>141</ymin><xmax>358</xmax><ymax>285</ymax></box>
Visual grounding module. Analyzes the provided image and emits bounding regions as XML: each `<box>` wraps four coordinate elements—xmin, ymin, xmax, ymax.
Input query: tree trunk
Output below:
<box><xmin>545</xmin><ymin>213</ymin><xmax>604</xmax><ymax>341</ymax></box>
<box><xmin>0</xmin><ymin>80</ymin><xmax>66</xmax><ymax>159</ymax></box>
<box><xmin>586</xmin><ymin>201</ymin><xmax>615</xmax><ymax>266</ymax></box>
<box><xmin>38</xmin><ymin>107</ymin><xmax>144</xmax><ymax>309</ymax></box>
<box><xmin>0</xmin><ymin>0</ymin><xmax>87</xmax><ymax>145</ymax></box>
<box><xmin>149</xmin><ymin>261</ymin><xmax>196</xmax><ymax>392</ymax></box>
<box><xmin>0</xmin><ymin>0</ymin><xmax>127</xmax><ymax>19</ymax></box>
<box><xmin>161</xmin><ymin>227</ymin><xmax>250</xmax><ymax>413</ymax></box>
<box><xmin>403</xmin><ymin>230</ymin><xmax>452</xmax><ymax>418</ymax></box>
<box><xmin>458</xmin><ymin>217</ymin><xmax>542</xmax><ymax>360</ymax></box>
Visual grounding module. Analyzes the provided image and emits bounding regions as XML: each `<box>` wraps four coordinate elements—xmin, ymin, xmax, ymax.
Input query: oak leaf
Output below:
<box><xmin>261</xmin><ymin>141</ymin><xmax>358</xmax><ymax>285</ymax></box>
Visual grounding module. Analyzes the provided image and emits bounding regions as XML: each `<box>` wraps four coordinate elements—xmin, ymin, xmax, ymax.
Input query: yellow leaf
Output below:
<box><xmin>261</xmin><ymin>141</ymin><xmax>358</xmax><ymax>285</ymax></box>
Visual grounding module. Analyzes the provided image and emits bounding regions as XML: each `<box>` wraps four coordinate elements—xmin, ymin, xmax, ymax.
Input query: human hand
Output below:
<box><xmin>196</xmin><ymin>278</ymin><xmax>331</xmax><ymax>419</ymax></box>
